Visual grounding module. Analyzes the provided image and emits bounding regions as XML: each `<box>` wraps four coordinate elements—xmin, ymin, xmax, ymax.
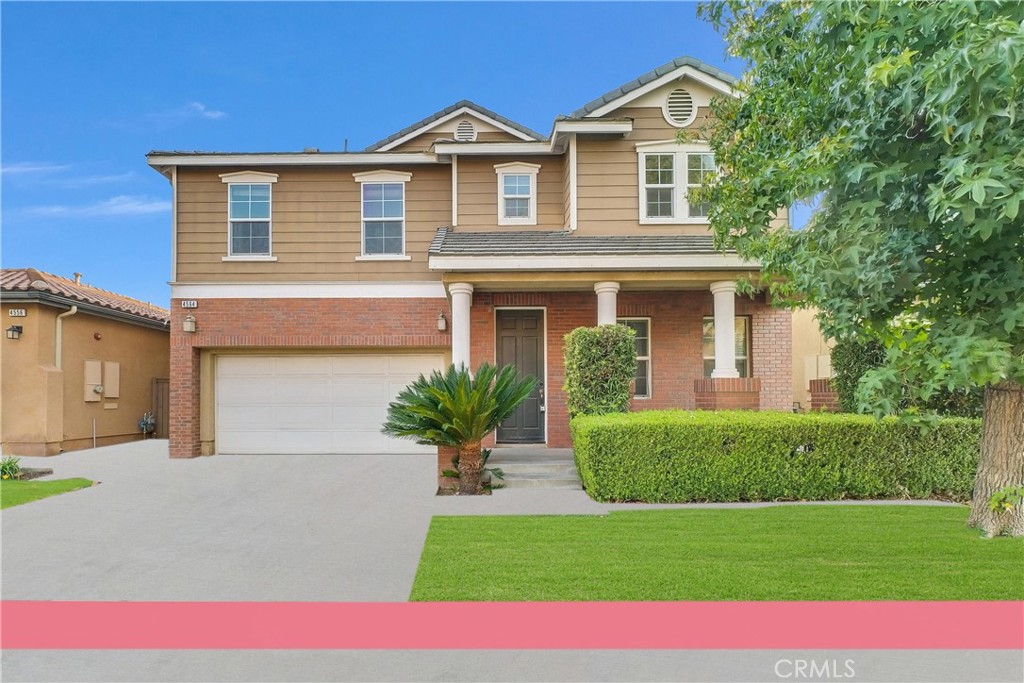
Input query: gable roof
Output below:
<box><xmin>365</xmin><ymin>100</ymin><xmax>546</xmax><ymax>152</ymax></box>
<box><xmin>569</xmin><ymin>56</ymin><xmax>738</xmax><ymax>119</ymax></box>
<box><xmin>1</xmin><ymin>268</ymin><xmax>170</xmax><ymax>326</ymax></box>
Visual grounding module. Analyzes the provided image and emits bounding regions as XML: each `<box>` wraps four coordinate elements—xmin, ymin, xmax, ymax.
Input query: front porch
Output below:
<box><xmin>443</xmin><ymin>280</ymin><xmax>792</xmax><ymax>448</ymax></box>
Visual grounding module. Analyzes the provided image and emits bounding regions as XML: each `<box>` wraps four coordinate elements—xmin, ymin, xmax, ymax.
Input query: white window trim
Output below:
<box><xmin>355</xmin><ymin>170</ymin><xmax>411</xmax><ymax>258</ymax></box>
<box><xmin>221</xmin><ymin>171</ymin><xmax>278</xmax><ymax>258</ymax></box>
<box><xmin>618</xmin><ymin>317</ymin><xmax>652</xmax><ymax>399</ymax></box>
<box><xmin>702</xmin><ymin>315</ymin><xmax>752</xmax><ymax>378</ymax></box>
<box><xmin>636</xmin><ymin>141</ymin><xmax>715</xmax><ymax>225</ymax></box>
<box><xmin>494</xmin><ymin>162</ymin><xmax>540</xmax><ymax>226</ymax></box>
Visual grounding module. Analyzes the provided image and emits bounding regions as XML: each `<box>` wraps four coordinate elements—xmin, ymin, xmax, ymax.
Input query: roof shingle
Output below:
<box><xmin>428</xmin><ymin>227</ymin><xmax>732</xmax><ymax>257</ymax></box>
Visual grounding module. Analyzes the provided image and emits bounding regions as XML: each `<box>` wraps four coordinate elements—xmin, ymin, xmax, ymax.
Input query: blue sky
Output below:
<box><xmin>1</xmin><ymin>1</ymin><xmax>782</xmax><ymax>307</ymax></box>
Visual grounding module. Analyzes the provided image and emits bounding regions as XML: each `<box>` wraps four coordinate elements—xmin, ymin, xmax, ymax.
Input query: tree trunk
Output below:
<box><xmin>457</xmin><ymin>440</ymin><xmax>484</xmax><ymax>495</ymax></box>
<box><xmin>968</xmin><ymin>380</ymin><xmax>1024</xmax><ymax>537</ymax></box>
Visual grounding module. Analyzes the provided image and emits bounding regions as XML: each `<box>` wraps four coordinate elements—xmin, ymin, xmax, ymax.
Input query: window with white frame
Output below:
<box><xmin>495</xmin><ymin>162</ymin><xmax>540</xmax><ymax>226</ymax></box>
<box><xmin>619</xmin><ymin>318</ymin><xmax>652</xmax><ymax>398</ymax></box>
<box><xmin>353</xmin><ymin>170</ymin><xmax>412</xmax><ymax>257</ymax></box>
<box><xmin>638</xmin><ymin>143</ymin><xmax>716</xmax><ymax>223</ymax></box>
<box><xmin>220</xmin><ymin>171</ymin><xmax>278</xmax><ymax>258</ymax></box>
<box><xmin>702</xmin><ymin>316</ymin><xmax>751</xmax><ymax>378</ymax></box>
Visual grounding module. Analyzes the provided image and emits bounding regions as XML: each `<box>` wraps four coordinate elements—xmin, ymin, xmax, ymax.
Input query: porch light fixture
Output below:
<box><xmin>437</xmin><ymin>312</ymin><xmax>448</xmax><ymax>332</ymax></box>
<box><xmin>183</xmin><ymin>315</ymin><xmax>197</xmax><ymax>334</ymax></box>
<box><xmin>6</xmin><ymin>325</ymin><xmax>23</xmax><ymax>340</ymax></box>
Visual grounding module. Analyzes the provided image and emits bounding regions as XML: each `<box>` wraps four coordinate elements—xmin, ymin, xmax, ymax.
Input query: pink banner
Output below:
<box><xmin>2</xmin><ymin>601</ymin><xmax>1021</xmax><ymax>650</ymax></box>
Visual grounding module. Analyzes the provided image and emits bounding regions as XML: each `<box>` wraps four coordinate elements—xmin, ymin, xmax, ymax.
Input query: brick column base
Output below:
<box><xmin>437</xmin><ymin>445</ymin><xmax>459</xmax><ymax>491</ymax></box>
<box><xmin>694</xmin><ymin>377</ymin><xmax>762</xmax><ymax>411</ymax></box>
<box><xmin>809</xmin><ymin>378</ymin><xmax>840</xmax><ymax>411</ymax></box>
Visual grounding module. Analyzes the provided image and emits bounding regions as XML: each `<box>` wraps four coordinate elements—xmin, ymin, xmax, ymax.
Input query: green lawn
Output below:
<box><xmin>0</xmin><ymin>478</ymin><xmax>94</xmax><ymax>509</ymax></box>
<box><xmin>410</xmin><ymin>506</ymin><xmax>1024</xmax><ymax>601</ymax></box>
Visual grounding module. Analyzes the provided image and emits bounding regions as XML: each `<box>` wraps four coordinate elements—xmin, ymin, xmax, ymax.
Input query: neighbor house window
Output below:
<box><xmin>619</xmin><ymin>318</ymin><xmax>651</xmax><ymax>398</ymax></box>
<box><xmin>702</xmin><ymin>316</ymin><xmax>751</xmax><ymax>377</ymax></box>
<box><xmin>495</xmin><ymin>162</ymin><xmax>540</xmax><ymax>226</ymax></box>
<box><xmin>637</xmin><ymin>144</ymin><xmax>716</xmax><ymax>223</ymax></box>
<box><xmin>220</xmin><ymin>171</ymin><xmax>279</xmax><ymax>259</ymax></box>
<box><xmin>353</xmin><ymin>170</ymin><xmax>412</xmax><ymax>258</ymax></box>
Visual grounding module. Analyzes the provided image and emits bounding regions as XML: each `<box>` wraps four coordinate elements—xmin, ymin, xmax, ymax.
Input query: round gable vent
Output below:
<box><xmin>665</xmin><ymin>88</ymin><xmax>696</xmax><ymax>127</ymax></box>
<box><xmin>455</xmin><ymin>120</ymin><xmax>477</xmax><ymax>142</ymax></box>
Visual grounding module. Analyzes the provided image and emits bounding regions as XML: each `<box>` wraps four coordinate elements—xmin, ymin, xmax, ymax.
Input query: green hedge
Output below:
<box><xmin>563</xmin><ymin>325</ymin><xmax>638</xmax><ymax>418</ymax></box>
<box><xmin>571</xmin><ymin>410</ymin><xmax>980</xmax><ymax>503</ymax></box>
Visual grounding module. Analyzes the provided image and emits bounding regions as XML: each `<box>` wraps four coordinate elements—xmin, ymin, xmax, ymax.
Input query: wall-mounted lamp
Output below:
<box><xmin>183</xmin><ymin>314</ymin><xmax>197</xmax><ymax>334</ymax></box>
<box><xmin>6</xmin><ymin>325</ymin><xmax>23</xmax><ymax>340</ymax></box>
<box><xmin>436</xmin><ymin>312</ymin><xmax>448</xmax><ymax>332</ymax></box>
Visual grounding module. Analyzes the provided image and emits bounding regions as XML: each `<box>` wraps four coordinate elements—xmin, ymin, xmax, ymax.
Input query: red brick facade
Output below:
<box><xmin>468</xmin><ymin>290</ymin><xmax>793</xmax><ymax>448</ymax></box>
<box><xmin>169</xmin><ymin>290</ymin><xmax>793</xmax><ymax>457</ymax></box>
<box><xmin>809</xmin><ymin>378</ymin><xmax>840</xmax><ymax>412</ymax></box>
<box><xmin>168</xmin><ymin>297</ymin><xmax>451</xmax><ymax>458</ymax></box>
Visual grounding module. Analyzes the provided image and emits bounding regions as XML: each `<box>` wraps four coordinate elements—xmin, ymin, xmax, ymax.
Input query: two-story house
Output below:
<box><xmin>148</xmin><ymin>56</ymin><xmax>793</xmax><ymax>458</ymax></box>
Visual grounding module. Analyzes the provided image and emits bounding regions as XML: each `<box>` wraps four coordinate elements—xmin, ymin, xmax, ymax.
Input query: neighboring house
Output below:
<box><xmin>792</xmin><ymin>308</ymin><xmax>835</xmax><ymax>410</ymax></box>
<box><xmin>148</xmin><ymin>56</ymin><xmax>795</xmax><ymax>458</ymax></box>
<box><xmin>1</xmin><ymin>269</ymin><xmax>170</xmax><ymax>455</ymax></box>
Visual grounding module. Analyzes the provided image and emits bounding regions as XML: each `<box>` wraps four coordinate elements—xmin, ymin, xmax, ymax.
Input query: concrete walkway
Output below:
<box><xmin>2</xmin><ymin>441</ymin><xmax>981</xmax><ymax>683</ymax></box>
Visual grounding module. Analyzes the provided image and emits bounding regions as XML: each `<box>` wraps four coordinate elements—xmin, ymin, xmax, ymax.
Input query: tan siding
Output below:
<box><xmin>562</xmin><ymin>145</ymin><xmax>571</xmax><ymax>227</ymax></box>
<box><xmin>575</xmin><ymin>105</ymin><xmax>715</xmax><ymax>236</ymax></box>
<box><xmin>456</xmin><ymin>155</ymin><xmax>565</xmax><ymax>230</ymax></box>
<box><xmin>175</xmin><ymin>166</ymin><xmax>450</xmax><ymax>282</ymax></box>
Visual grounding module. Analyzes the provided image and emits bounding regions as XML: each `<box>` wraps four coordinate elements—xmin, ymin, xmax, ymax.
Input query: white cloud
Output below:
<box><xmin>0</xmin><ymin>162</ymin><xmax>73</xmax><ymax>175</ymax></box>
<box><xmin>16</xmin><ymin>195</ymin><xmax>170</xmax><ymax>218</ymax></box>
<box><xmin>51</xmin><ymin>172</ymin><xmax>137</xmax><ymax>188</ymax></box>
<box><xmin>145</xmin><ymin>101</ymin><xmax>228</xmax><ymax>127</ymax></box>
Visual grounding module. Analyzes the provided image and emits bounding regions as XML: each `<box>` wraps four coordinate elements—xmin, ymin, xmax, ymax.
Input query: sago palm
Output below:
<box><xmin>382</xmin><ymin>363</ymin><xmax>537</xmax><ymax>494</ymax></box>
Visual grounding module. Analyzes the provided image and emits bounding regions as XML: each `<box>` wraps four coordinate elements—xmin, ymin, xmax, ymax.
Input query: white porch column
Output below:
<box><xmin>448</xmin><ymin>283</ymin><xmax>474</xmax><ymax>370</ymax></box>
<box><xmin>594</xmin><ymin>281</ymin><xmax>620</xmax><ymax>325</ymax></box>
<box><xmin>710</xmin><ymin>280</ymin><xmax>740</xmax><ymax>378</ymax></box>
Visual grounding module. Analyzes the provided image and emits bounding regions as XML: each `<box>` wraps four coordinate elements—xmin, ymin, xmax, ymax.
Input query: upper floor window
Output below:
<box><xmin>220</xmin><ymin>171</ymin><xmax>278</xmax><ymax>260</ymax></box>
<box><xmin>702</xmin><ymin>316</ymin><xmax>751</xmax><ymax>378</ymax></box>
<box><xmin>637</xmin><ymin>143</ymin><xmax>716</xmax><ymax>224</ymax></box>
<box><xmin>494</xmin><ymin>162</ymin><xmax>540</xmax><ymax>226</ymax></box>
<box><xmin>353</xmin><ymin>170</ymin><xmax>412</xmax><ymax>259</ymax></box>
<box><xmin>618</xmin><ymin>318</ymin><xmax>652</xmax><ymax>398</ymax></box>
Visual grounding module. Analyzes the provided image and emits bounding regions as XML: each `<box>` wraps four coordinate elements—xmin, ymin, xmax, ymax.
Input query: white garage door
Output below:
<box><xmin>216</xmin><ymin>354</ymin><xmax>443</xmax><ymax>454</ymax></box>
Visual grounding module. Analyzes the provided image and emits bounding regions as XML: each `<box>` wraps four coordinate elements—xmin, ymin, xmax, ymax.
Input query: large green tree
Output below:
<box><xmin>698</xmin><ymin>0</ymin><xmax>1024</xmax><ymax>535</ymax></box>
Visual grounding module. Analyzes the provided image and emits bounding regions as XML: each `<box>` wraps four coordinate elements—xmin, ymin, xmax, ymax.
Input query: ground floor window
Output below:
<box><xmin>618</xmin><ymin>318</ymin><xmax>651</xmax><ymax>398</ymax></box>
<box><xmin>702</xmin><ymin>316</ymin><xmax>751</xmax><ymax>377</ymax></box>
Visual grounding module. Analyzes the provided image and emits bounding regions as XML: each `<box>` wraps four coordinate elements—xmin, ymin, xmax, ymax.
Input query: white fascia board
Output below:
<box><xmin>551</xmin><ymin>120</ymin><xmax>634</xmax><ymax>135</ymax></box>
<box><xmin>428</xmin><ymin>254</ymin><xmax>758</xmax><ymax>271</ymax></box>
<box><xmin>170</xmin><ymin>282</ymin><xmax>447</xmax><ymax>299</ymax></box>
<box><xmin>376</xmin><ymin>107</ymin><xmax>538</xmax><ymax>152</ymax></box>
<box><xmin>146</xmin><ymin>153</ymin><xmax>444</xmax><ymax>167</ymax></box>
<box><xmin>433</xmin><ymin>141</ymin><xmax>557</xmax><ymax>156</ymax></box>
<box><xmin>585</xmin><ymin>66</ymin><xmax>738</xmax><ymax>118</ymax></box>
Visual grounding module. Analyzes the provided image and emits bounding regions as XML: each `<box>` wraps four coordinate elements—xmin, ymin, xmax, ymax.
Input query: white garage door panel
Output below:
<box><xmin>216</xmin><ymin>354</ymin><xmax>442</xmax><ymax>454</ymax></box>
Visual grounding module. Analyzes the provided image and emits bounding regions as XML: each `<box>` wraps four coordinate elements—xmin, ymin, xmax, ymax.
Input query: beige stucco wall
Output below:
<box><xmin>0</xmin><ymin>303</ymin><xmax>169</xmax><ymax>455</ymax></box>
<box><xmin>791</xmin><ymin>308</ymin><xmax>834</xmax><ymax>409</ymax></box>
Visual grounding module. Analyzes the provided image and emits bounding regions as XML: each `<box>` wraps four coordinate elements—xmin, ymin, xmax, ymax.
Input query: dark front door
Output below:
<box><xmin>496</xmin><ymin>309</ymin><xmax>545</xmax><ymax>443</ymax></box>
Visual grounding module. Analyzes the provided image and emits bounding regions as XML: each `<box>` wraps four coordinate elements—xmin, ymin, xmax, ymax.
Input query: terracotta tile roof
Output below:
<box><xmin>1</xmin><ymin>268</ymin><xmax>170</xmax><ymax>324</ymax></box>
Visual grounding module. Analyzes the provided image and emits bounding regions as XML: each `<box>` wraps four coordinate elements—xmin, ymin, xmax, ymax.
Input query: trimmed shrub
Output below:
<box><xmin>563</xmin><ymin>325</ymin><xmax>638</xmax><ymax>418</ymax></box>
<box><xmin>831</xmin><ymin>336</ymin><xmax>983</xmax><ymax>417</ymax></box>
<box><xmin>571</xmin><ymin>410</ymin><xmax>980</xmax><ymax>503</ymax></box>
